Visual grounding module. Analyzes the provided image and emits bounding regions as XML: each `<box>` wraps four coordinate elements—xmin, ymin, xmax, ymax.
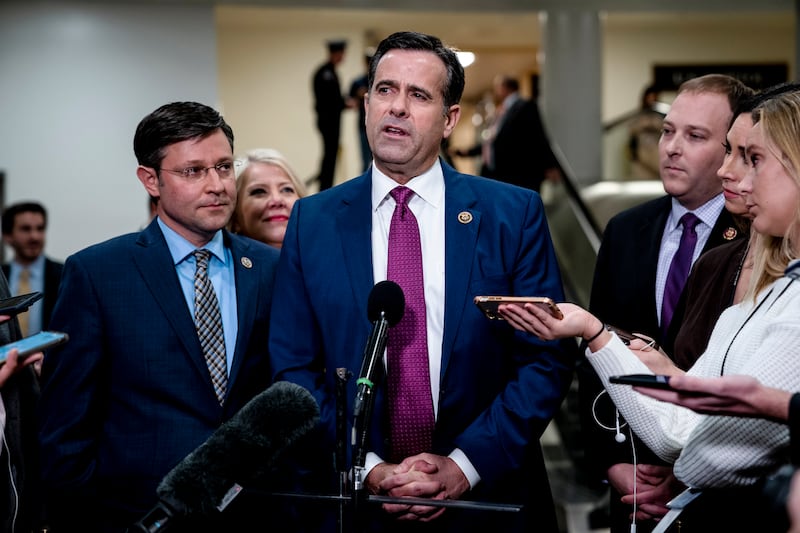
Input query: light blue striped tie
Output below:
<box><xmin>193</xmin><ymin>249</ymin><xmax>227</xmax><ymax>405</ymax></box>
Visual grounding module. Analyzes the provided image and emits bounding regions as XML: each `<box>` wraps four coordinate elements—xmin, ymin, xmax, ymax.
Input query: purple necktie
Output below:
<box><xmin>661</xmin><ymin>213</ymin><xmax>700</xmax><ymax>337</ymax></box>
<box><xmin>386</xmin><ymin>186</ymin><xmax>435</xmax><ymax>462</ymax></box>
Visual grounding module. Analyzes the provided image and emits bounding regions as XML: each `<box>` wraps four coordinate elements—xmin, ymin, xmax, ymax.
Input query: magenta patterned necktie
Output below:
<box><xmin>661</xmin><ymin>213</ymin><xmax>700</xmax><ymax>337</ymax></box>
<box><xmin>386</xmin><ymin>186</ymin><xmax>435</xmax><ymax>462</ymax></box>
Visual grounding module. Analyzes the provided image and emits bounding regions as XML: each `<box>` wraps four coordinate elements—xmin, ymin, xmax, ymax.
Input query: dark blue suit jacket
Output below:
<box><xmin>269</xmin><ymin>162</ymin><xmax>575</xmax><ymax>532</ymax></box>
<box><xmin>38</xmin><ymin>220</ymin><xmax>279</xmax><ymax>530</ymax></box>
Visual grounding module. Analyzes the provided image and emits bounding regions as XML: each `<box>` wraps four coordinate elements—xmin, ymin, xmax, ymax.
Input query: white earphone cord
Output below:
<box><xmin>592</xmin><ymin>391</ymin><xmax>637</xmax><ymax>533</ymax></box>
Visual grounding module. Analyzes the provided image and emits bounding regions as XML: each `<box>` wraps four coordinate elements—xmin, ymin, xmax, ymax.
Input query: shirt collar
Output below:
<box><xmin>156</xmin><ymin>217</ymin><xmax>226</xmax><ymax>266</ymax></box>
<box><xmin>668</xmin><ymin>193</ymin><xmax>725</xmax><ymax>231</ymax></box>
<box><xmin>502</xmin><ymin>92</ymin><xmax>520</xmax><ymax>109</ymax></box>
<box><xmin>13</xmin><ymin>254</ymin><xmax>45</xmax><ymax>274</ymax></box>
<box><xmin>371</xmin><ymin>159</ymin><xmax>445</xmax><ymax>211</ymax></box>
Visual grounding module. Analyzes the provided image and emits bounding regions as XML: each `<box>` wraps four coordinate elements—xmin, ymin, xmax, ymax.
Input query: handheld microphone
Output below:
<box><xmin>352</xmin><ymin>281</ymin><xmax>404</xmax><ymax>471</ymax></box>
<box><xmin>132</xmin><ymin>381</ymin><xmax>319</xmax><ymax>532</ymax></box>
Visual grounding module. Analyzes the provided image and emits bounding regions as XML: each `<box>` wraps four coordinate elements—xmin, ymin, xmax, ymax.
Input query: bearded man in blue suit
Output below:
<box><xmin>270</xmin><ymin>31</ymin><xmax>575</xmax><ymax>532</ymax></box>
<box><xmin>38</xmin><ymin>102</ymin><xmax>280</xmax><ymax>532</ymax></box>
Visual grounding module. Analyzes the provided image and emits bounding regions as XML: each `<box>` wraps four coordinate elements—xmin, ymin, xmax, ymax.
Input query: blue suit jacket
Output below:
<box><xmin>269</xmin><ymin>162</ymin><xmax>575</xmax><ymax>532</ymax></box>
<box><xmin>38</xmin><ymin>220</ymin><xmax>279</xmax><ymax>530</ymax></box>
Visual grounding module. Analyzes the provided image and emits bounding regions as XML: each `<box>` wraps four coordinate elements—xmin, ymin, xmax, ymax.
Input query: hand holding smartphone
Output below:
<box><xmin>474</xmin><ymin>295</ymin><xmax>564</xmax><ymax>320</ymax></box>
<box><xmin>0</xmin><ymin>330</ymin><xmax>69</xmax><ymax>365</ymax></box>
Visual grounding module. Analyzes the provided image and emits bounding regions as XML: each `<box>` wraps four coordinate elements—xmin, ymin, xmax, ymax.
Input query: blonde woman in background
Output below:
<box><xmin>231</xmin><ymin>148</ymin><xmax>306</xmax><ymax>248</ymax></box>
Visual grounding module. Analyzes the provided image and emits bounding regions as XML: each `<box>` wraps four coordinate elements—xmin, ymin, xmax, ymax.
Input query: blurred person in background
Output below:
<box><xmin>2</xmin><ymin>201</ymin><xmax>63</xmax><ymax>336</ymax></box>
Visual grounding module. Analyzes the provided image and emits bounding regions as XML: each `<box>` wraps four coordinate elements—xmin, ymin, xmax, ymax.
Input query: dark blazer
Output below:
<box><xmin>2</xmin><ymin>257</ymin><xmax>64</xmax><ymax>331</ymax></box>
<box><xmin>269</xmin><ymin>161</ymin><xmax>576</xmax><ymax>532</ymax></box>
<box><xmin>577</xmin><ymin>195</ymin><xmax>743</xmax><ymax>532</ymax></box>
<box><xmin>491</xmin><ymin>97</ymin><xmax>559</xmax><ymax>192</ymax></box>
<box><xmin>673</xmin><ymin>237</ymin><xmax>749</xmax><ymax>369</ymax></box>
<box><xmin>38</xmin><ymin>220</ymin><xmax>279</xmax><ymax>531</ymax></box>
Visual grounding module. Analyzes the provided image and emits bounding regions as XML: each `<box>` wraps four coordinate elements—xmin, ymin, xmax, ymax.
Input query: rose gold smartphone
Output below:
<box><xmin>473</xmin><ymin>296</ymin><xmax>563</xmax><ymax>320</ymax></box>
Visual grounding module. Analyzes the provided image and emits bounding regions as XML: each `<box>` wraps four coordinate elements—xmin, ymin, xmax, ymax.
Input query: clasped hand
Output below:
<box><xmin>365</xmin><ymin>453</ymin><xmax>470</xmax><ymax>522</ymax></box>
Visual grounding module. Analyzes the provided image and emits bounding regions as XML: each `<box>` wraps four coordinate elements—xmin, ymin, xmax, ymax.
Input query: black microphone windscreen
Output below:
<box><xmin>155</xmin><ymin>381</ymin><xmax>319</xmax><ymax>516</ymax></box>
<box><xmin>367</xmin><ymin>280</ymin><xmax>405</xmax><ymax>326</ymax></box>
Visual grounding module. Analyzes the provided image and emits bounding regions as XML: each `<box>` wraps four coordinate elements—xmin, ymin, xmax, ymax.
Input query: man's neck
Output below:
<box><xmin>13</xmin><ymin>255</ymin><xmax>41</xmax><ymax>269</ymax></box>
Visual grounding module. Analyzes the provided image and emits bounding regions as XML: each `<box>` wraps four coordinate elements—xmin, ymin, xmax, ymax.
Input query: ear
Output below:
<box><xmin>137</xmin><ymin>166</ymin><xmax>161</xmax><ymax>200</ymax></box>
<box><xmin>442</xmin><ymin>104</ymin><xmax>461</xmax><ymax>140</ymax></box>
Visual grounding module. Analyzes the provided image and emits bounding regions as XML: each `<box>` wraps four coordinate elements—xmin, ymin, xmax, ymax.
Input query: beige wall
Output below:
<box><xmin>217</xmin><ymin>11</ymin><xmax>368</xmax><ymax>189</ymax></box>
<box><xmin>2</xmin><ymin>3</ymin><xmax>794</xmax><ymax>259</ymax></box>
<box><xmin>602</xmin><ymin>13</ymin><xmax>794</xmax><ymax>121</ymax></box>
<box><xmin>218</xmin><ymin>9</ymin><xmax>796</xmax><ymax>188</ymax></box>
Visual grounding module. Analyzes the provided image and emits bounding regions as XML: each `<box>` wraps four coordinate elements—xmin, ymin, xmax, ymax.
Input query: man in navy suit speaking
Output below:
<box><xmin>269</xmin><ymin>31</ymin><xmax>575</xmax><ymax>532</ymax></box>
<box><xmin>38</xmin><ymin>102</ymin><xmax>280</xmax><ymax>531</ymax></box>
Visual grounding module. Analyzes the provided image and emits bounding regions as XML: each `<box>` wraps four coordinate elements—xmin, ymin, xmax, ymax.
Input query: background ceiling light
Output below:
<box><xmin>457</xmin><ymin>51</ymin><xmax>476</xmax><ymax>68</ymax></box>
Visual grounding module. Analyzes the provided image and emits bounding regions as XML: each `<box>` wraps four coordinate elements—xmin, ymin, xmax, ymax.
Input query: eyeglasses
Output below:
<box><xmin>158</xmin><ymin>161</ymin><xmax>239</xmax><ymax>181</ymax></box>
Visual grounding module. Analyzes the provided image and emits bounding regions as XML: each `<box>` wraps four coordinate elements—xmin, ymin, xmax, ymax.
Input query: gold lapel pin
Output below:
<box><xmin>458</xmin><ymin>211</ymin><xmax>473</xmax><ymax>224</ymax></box>
<box><xmin>241</xmin><ymin>257</ymin><xmax>253</xmax><ymax>268</ymax></box>
<box><xmin>722</xmin><ymin>227</ymin><xmax>738</xmax><ymax>241</ymax></box>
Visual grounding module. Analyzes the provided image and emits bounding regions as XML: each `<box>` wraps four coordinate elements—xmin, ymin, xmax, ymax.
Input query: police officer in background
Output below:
<box><xmin>312</xmin><ymin>39</ymin><xmax>354</xmax><ymax>191</ymax></box>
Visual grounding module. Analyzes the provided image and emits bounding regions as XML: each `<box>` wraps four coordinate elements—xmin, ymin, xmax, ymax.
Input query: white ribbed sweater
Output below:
<box><xmin>588</xmin><ymin>270</ymin><xmax>800</xmax><ymax>489</ymax></box>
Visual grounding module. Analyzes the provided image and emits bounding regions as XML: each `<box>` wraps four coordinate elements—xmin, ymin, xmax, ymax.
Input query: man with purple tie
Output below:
<box><xmin>269</xmin><ymin>31</ymin><xmax>574</xmax><ymax>532</ymax></box>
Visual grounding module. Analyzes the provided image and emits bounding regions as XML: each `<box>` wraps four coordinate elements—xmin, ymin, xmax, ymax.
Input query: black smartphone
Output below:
<box><xmin>609</xmin><ymin>374</ymin><xmax>674</xmax><ymax>390</ymax></box>
<box><xmin>605</xmin><ymin>325</ymin><xmax>661</xmax><ymax>350</ymax></box>
<box><xmin>473</xmin><ymin>295</ymin><xmax>564</xmax><ymax>320</ymax></box>
<box><xmin>0</xmin><ymin>330</ymin><xmax>69</xmax><ymax>364</ymax></box>
<box><xmin>0</xmin><ymin>291</ymin><xmax>43</xmax><ymax>316</ymax></box>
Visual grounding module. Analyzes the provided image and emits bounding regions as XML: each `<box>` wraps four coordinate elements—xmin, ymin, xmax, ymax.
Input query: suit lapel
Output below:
<box><xmin>132</xmin><ymin>222</ymin><xmax>210</xmax><ymax>384</ymax></box>
<box><xmin>227</xmin><ymin>233</ymin><xmax>257</xmax><ymax>389</ymax></box>
<box><xmin>704</xmin><ymin>208</ymin><xmax>742</xmax><ymax>252</ymax></box>
<box><xmin>441</xmin><ymin>168</ymin><xmax>480</xmax><ymax>377</ymax></box>
<box><xmin>636</xmin><ymin>196</ymin><xmax>671</xmax><ymax>324</ymax></box>
<box><xmin>337</xmin><ymin>174</ymin><xmax>376</xmax><ymax>316</ymax></box>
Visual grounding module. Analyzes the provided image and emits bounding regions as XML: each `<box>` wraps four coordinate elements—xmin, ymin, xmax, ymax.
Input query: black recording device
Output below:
<box><xmin>609</xmin><ymin>374</ymin><xmax>675</xmax><ymax>390</ymax></box>
<box><xmin>0</xmin><ymin>291</ymin><xmax>43</xmax><ymax>315</ymax></box>
<box><xmin>132</xmin><ymin>381</ymin><xmax>319</xmax><ymax>532</ymax></box>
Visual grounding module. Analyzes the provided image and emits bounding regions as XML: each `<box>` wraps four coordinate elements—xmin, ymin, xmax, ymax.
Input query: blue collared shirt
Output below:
<box><xmin>157</xmin><ymin>218</ymin><xmax>238</xmax><ymax>373</ymax></box>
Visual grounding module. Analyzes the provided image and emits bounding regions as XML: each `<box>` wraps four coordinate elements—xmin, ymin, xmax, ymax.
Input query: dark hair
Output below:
<box><xmin>640</xmin><ymin>84</ymin><xmax>659</xmax><ymax>109</ymax></box>
<box><xmin>741</xmin><ymin>81</ymin><xmax>800</xmax><ymax>119</ymax></box>
<box><xmin>2</xmin><ymin>202</ymin><xmax>47</xmax><ymax>235</ymax></box>
<box><xmin>368</xmin><ymin>31</ymin><xmax>465</xmax><ymax>109</ymax></box>
<box><xmin>133</xmin><ymin>101</ymin><xmax>234</xmax><ymax>169</ymax></box>
<box><xmin>499</xmin><ymin>76</ymin><xmax>520</xmax><ymax>93</ymax></box>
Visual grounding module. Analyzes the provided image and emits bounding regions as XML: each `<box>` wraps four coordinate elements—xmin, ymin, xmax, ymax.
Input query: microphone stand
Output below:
<box><xmin>175</xmin><ymin>299</ymin><xmax>522</xmax><ymax>528</ymax></box>
<box><xmin>351</xmin><ymin>311</ymin><xmax>389</xmax><ymax>532</ymax></box>
<box><xmin>335</xmin><ymin>367</ymin><xmax>351</xmax><ymax>533</ymax></box>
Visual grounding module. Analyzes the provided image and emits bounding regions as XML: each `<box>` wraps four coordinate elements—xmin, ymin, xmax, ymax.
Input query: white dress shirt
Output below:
<box><xmin>366</xmin><ymin>161</ymin><xmax>480</xmax><ymax>488</ymax></box>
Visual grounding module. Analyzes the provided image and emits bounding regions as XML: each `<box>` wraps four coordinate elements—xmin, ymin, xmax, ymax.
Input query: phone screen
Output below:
<box><xmin>0</xmin><ymin>330</ymin><xmax>69</xmax><ymax>364</ymax></box>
